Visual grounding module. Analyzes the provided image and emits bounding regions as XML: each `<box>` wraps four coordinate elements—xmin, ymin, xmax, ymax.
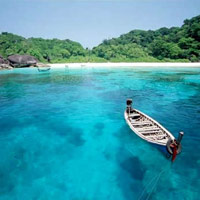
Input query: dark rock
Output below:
<box><xmin>0</xmin><ymin>58</ymin><xmax>5</xmax><ymax>64</ymax></box>
<box><xmin>8</xmin><ymin>54</ymin><xmax>38</xmax><ymax>67</ymax></box>
<box><xmin>0</xmin><ymin>55</ymin><xmax>9</xmax><ymax>64</ymax></box>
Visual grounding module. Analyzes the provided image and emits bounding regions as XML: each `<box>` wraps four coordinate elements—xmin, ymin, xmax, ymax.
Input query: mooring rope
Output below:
<box><xmin>126</xmin><ymin>145</ymin><xmax>169</xmax><ymax>200</ymax></box>
<box><xmin>126</xmin><ymin>144</ymin><xmax>173</xmax><ymax>200</ymax></box>
<box><xmin>145</xmin><ymin>169</ymin><xmax>166</xmax><ymax>200</ymax></box>
<box><xmin>138</xmin><ymin>166</ymin><xmax>170</xmax><ymax>200</ymax></box>
<box><xmin>137</xmin><ymin>170</ymin><xmax>162</xmax><ymax>200</ymax></box>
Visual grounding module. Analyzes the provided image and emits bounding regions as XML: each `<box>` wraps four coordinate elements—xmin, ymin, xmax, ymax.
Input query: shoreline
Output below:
<box><xmin>49</xmin><ymin>62</ymin><xmax>200</xmax><ymax>68</ymax></box>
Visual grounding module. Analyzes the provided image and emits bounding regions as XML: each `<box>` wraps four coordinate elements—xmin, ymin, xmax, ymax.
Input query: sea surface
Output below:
<box><xmin>0</xmin><ymin>66</ymin><xmax>199</xmax><ymax>200</ymax></box>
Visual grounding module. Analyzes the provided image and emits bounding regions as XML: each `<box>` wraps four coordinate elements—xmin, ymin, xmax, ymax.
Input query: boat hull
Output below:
<box><xmin>124</xmin><ymin>109</ymin><xmax>175</xmax><ymax>146</ymax></box>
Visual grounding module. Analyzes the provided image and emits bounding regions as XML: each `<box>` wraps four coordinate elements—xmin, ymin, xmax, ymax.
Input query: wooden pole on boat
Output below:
<box><xmin>171</xmin><ymin>132</ymin><xmax>183</xmax><ymax>162</ymax></box>
<box><xmin>126</xmin><ymin>99</ymin><xmax>132</xmax><ymax>116</ymax></box>
<box><xmin>177</xmin><ymin>131</ymin><xmax>184</xmax><ymax>145</ymax></box>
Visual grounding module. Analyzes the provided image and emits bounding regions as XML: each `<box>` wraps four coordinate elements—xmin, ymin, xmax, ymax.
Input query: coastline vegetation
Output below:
<box><xmin>0</xmin><ymin>15</ymin><xmax>199</xmax><ymax>63</ymax></box>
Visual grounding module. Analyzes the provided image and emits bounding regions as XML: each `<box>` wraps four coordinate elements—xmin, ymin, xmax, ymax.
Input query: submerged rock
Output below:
<box><xmin>8</xmin><ymin>55</ymin><xmax>38</xmax><ymax>67</ymax></box>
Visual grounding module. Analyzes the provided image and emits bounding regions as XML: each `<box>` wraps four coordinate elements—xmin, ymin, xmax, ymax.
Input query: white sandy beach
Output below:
<box><xmin>50</xmin><ymin>62</ymin><xmax>200</xmax><ymax>68</ymax></box>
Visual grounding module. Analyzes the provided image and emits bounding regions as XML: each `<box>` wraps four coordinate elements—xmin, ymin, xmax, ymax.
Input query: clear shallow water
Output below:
<box><xmin>0</xmin><ymin>66</ymin><xmax>200</xmax><ymax>200</ymax></box>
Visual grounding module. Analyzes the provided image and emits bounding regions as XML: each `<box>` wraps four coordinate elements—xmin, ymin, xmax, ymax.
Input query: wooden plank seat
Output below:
<box><xmin>137</xmin><ymin>126</ymin><xmax>160</xmax><ymax>131</ymax></box>
<box><xmin>131</xmin><ymin>121</ymin><xmax>152</xmax><ymax>125</ymax></box>
<box><xmin>133</xmin><ymin>124</ymin><xmax>154</xmax><ymax>129</ymax></box>
<box><xmin>155</xmin><ymin>136</ymin><xmax>168</xmax><ymax>140</ymax></box>
<box><xmin>139</xmin><ymin>129</ymin><xmax>162</xmax><ymax>133</ymax></box>
<box><xmin>140</xmin><ymin>129</ymin><xmax>164</xmax><ymax>133</ymax></box>
<box><xmin>128</xmin><ymin>113</ymin><xmax>140</xmax><ymax>118</ymax></box>
<box><xmin>140</xmin><ymin>130</ymin><xmax>164</xmax><ymax>135</ymax></box>
<box><xmin>143</xmin><ymin>133</ymin><xmax>166</xmax><ymax>138</ymax></box>
<box><xmin>143</xmin><ymin>134</ymin><xmax>165</xmax><ymax>139</ymax></box>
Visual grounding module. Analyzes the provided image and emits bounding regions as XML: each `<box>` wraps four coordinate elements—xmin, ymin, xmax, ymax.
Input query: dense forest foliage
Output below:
<box><xmin>0</xmin><ymin>15</ymin><xmax>199</xmax><ymax>63</ymax></box>
<box><xmin>93</xmin><ymin>15</ymin><xmax>200</xmax><ymax>62</ymax></box>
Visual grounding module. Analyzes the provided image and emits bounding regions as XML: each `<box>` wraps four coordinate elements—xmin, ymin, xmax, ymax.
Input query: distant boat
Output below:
<box><xmin>124</xmin><ymin>99</ymin><xmax>184</xmax><ymax>162</ymax></box>
<box><xmin>37</xmin><ymin>67</ymin><xmax>51</xmax><ymax>72</ymax></box>
<box><xmin>36</xmin><ymin>63</ymin><xmax>51</xmax><ymax>72</ymax></box>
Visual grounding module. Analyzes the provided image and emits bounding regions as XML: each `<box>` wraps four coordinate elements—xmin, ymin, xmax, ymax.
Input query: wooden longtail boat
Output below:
<box><xmin>36</xmin><ymin>63</ymin><xmax>51</xmax><ymax>72</ymax></box>
<box><xmin>37</xmin><ymin>67</ymin><xmax>51</xmax><ymax>72</ymax></box>
<box><xmin>124</xmin><ymin>99</ymin><xmax>184</xmax><ymax>161</ymax></box>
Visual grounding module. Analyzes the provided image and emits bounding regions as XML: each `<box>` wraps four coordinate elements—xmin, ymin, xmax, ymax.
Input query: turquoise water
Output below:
<box><xmin>0</xmin><ymin>66</ymin><xmax>200</xmax><ymax>200</ymax></box>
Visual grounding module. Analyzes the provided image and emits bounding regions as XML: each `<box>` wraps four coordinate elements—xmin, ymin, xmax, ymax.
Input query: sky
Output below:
<box><xmin>0</xmin><ymin>0</ymin><xmax>199</xmax><ymax>48</ymax></box>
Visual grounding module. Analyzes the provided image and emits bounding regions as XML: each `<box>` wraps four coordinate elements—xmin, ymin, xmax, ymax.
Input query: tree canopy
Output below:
<box><xmin>0</xmin><ymin>15</ymin><xmax>199</xmax><ymax>63</ymax></box>
<box><xmin>92</xmin><ymin>15</ymin><xmax>199</xmax><ymax>62</ymax></box>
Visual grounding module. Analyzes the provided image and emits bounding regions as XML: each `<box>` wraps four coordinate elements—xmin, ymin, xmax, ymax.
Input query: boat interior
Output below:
<box><xmin>127</xmin><ymin>110</ymin><xmax>170</xmax><ymax>143</ymax></box>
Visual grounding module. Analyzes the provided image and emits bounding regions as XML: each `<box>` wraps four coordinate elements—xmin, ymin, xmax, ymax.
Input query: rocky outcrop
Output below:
<box><xmin>0</xmin><ymin>54</ymin><xmax>38</xmax><ymax>70</ymax></box>
<box><xmin>8</xmin><ymin>54</ymin><xmax>38</xmax><ymax>67</ymax></box>
<box><xmin>0</xmin><ymin>64</ymin><xmax>13</xmax><ymax>70</ymax></box>
<box><xmin>0</xmin><ymin>57</ymin><xmax>5</xmax><ymax>64</ymax></box>
<box><xmin>0</xmin><ymin>55</ymin><xmax>9</xmax><ymax>64</ymax></box>
<box><xmin>0</xmin><ymin>55</ymin><xmax>11</xmax><ymax>70</ymax></box>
